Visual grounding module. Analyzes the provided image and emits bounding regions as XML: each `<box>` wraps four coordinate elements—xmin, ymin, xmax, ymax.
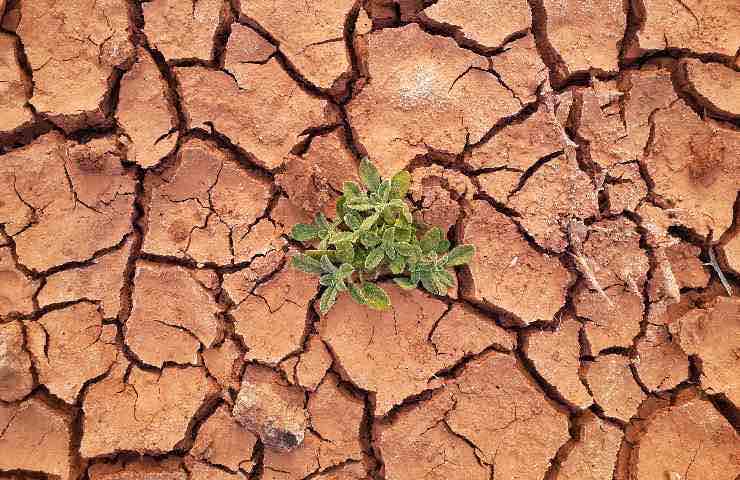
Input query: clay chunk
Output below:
<box><xmin>0</xmin><ymin>321</ymin><xmax>34</xmax><ymax>402</ymax></box>
<box><xmin>233</xmin><ymin>364</ymin><xmax>308</xmax><ymax>451</ymax></box>
<box><xmin>27</xmin><ymin>303</ymin><xmax>118</xmax><ymax>404</ymax></box>
<box><xmin>670</xmin><ymin>297</ymin><xmax>740</xmax><ymax>405</ymax></box>
<box><xmin>125</xmin><ymin>262</ymin><xmax>222</xmax><ymax>368</ymax></box>
<box><xmin>346</xmin><ymin>23</ymin><xmax>519</xmax><ymax>176</ymax></box>
<box><xmin>525</xmin><ymin>316</ymin><xmax>592</xmax><ymax>409</ymax></box>
<box><xmin>116</xmin><ymin>48</ymin><xmax>177</xmax><ymax>168</ymax></box>
<box><xmin>627</xmin><ymin>0</ymin><xmax>740</xmax><ymax>59</ymax></box>
<box><xmin>541</xmin><ymin>0</ymin><xmax>626</xmax><ymax>75</ymax></box>
<box><xmin>0</xmin><ymin>133</ymin><xmax>136</xmax><ymax>272</ymax></box>
<box><xmin>632</xmin><ymin>396</ymin><xmax>740</xmax><ymax>480</ymax></box>
<box><xmin>0</xmin><ymin>32</ymin><xmax>32</xmax><ymax>133</ymax></box>
<box><xmin>239</xmin><ymin>0</ymin><xmax>355</xmax><ymax>89</ymax></box>
<box><xmin>459</xmin><ymin>200</ymin><xmax>574</xmax><ymax>325</ymax></box>
<box><xmin>0</xmin><ymin>396</ymin><xmax>76</xmax><ymax>479</ymax></box>
<box><xmin>16</xmin><ymin>0</ymin><xmax>134</xmax><ymax>131</ymax></box>
<box><xmin>143</xmin><ymin>0</ymin><xmax>223</xmax><ymax>62</ymax></box>
<box><xmin>176</xmin><ymin>63</ymin><xmax>328</xmax><ymax>171</ymax></box>
<box><xmin>192</xmin><ymin>404</ymin><xmax>258</xmax><ymax>472</ymax></box>
<box><xmin>0</xmin><ymin>248</ymin><xmax>38</xmax><ymax>317</ymax></box>
<box><xmin>81</xmin><ymin>362</ymin><xmax>217</xmax><ymax>457</ymax></box>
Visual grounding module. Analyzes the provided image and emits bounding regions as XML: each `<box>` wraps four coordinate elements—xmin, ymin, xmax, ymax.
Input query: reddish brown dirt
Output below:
<box><xmin>0</xmin><ymin>0</ymin><xmax>738</xmax><ymax>479</ymax></box>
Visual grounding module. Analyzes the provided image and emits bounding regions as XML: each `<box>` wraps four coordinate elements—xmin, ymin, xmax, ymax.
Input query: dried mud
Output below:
<box><xmin>0</xmin><ymin>0</ymin><xmax>738</xmax><ymax>479</ymax></box>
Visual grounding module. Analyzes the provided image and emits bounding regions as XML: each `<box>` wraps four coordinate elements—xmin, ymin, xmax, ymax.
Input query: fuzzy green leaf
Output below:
<box><xmin>377</xmin><ymin>179</ymin><xmax>392</xmax><ymax>202</ymax></box>
<box><xmin>394</xmin><ymin>227</ymin><xmax>412</xmax><ymax>244</ymax></box>
<box><xmin>291</xmin><ymin>254</ymin><xmax>323</xmax><ymax>274</ymax></box>
<box><xmin>319</xmin><ymin>286</ymin><xmax>338</xmax><ymax>314</ymax></box>
<box><xmin>420</xmin><ymin>227</ymin><xmax>444</xmax><ymax>253</ymax></box>
<box><xmin>346</xmin><ymin>200</ymin><xmax>374</xmax><ymax>212</ymax></box>
<box><xmin>315</xmin><ymin>213</ymin><xmax>329</xmax><ymax>230</ymax></box>
<box><xmin>420</xmin><ymin>272</ymin><xmax>440</xmax><ymax>295</ymax></box>
<box><xmin>382</xmin><ymin>226</ymin><xmax>395</xmax><ymax>244</ymax></box>
<box><xmin>360</xmin><ymin>212</ymin><xmax>380</xmax><ymax>231</ymax></box>
<box><xmin>319</xmin><ymin>274</ymin><xmax>335</xmax><ymax>287</ymax></box>
<box><xmin>435</xmin><ymin>269</ymin><xmax>456</xmax><ymax>288</ymax></box>
<box><xmin>344</xmin><ymin>212</ymin><xmax>362</xmax><ymax>231</ymax></box>
<box><xmin>360</xmin><ymin>231</ymin><xmax>380</xmax><ymax>248</ymax></box>
<box><xmin>395</xmin><ymin>242</ymin><xmax>422</xmax><ymax>259</ymax></box>
<box><xmin>365</xmin><ymin>247</ymin><xmax>384</xmax><ymax>270</ymax></box>
<box><xmin>389</xmin><ymin>255</ymin><xmax>406</xmax><ymax>274</ymax></box>
<box><xmin>359</xmin><ymin>157</ymin><xmax>381</xmax><ymax>192</ymax></box>
<box><xmin>338</xmin><ymin>263</ymin><xmax>355</xmax><ymax>278</ymax></box>
<box><xmin>291</xmin><ymin>223</ymin><xmax>320</xmax><ymax>241</ymax></box>
<box><xmin>402</xmin><ymin>206</ymin><xmax>414</xmax><ymax>224</ymax></box>
<box><xmin>445</xmin><ymin>245</ymin><xmax>475</xmax><ymax>266</ymax></box>
<box><xmin>382</xmin><ymin>205</ymin><xmax>396</xmax><ymax>224</ymax></box>
<box><xmin>335</xmin><ymin>278</ymin><xmax>348</xmax><ymax>291</ymax></box>
<box><xmin>328</xmin><ymin>231</ymin><xmax>355</xmax><ymax>245</ymax></box>
<box><xmin>435</xmin><ymin>239</ymin><xmax>451</xmax><ymax>254</ymax></box>
<box><xmin>361</xmin><ymin>283</ymin><xmax>391</xmax><ymax>310</ymax></box>
<box><xmin>348</xmin><ymin>282</ymin><xmax>367</xmax><ymax>305</ymax></box>
<box><xmin>394</xmin><ymin>277</ymin><xmax>417</xmax><ymax>290</ymax></box>
<box><xmin>304</xmin><ymin>249</ymin><xmax>334</xmax><ymax>258</ymax></box>
<box><xmin>320</xmin><ymin>255</ymin><xmax>337</xmax><ymax>273</ymax></box>
<box><xmin>335</xmin><ymin>243</ymin><xmax>355</xmax><ymax>263</ymax></box>
<box><xmin>390</xmin><ymin>170</ymin><xmax>411</xmax><ymax>199</ymax></box>
<box><xmin>343</xmin><ymin>181</ymin><xmax>363</xmax><ymax>198</ymax></box>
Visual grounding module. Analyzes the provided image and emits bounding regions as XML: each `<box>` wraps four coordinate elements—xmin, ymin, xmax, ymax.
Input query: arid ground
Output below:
<box><xmin>0</xmin><ymin>0</ymin><xmax>739</xmax><ymax>479</ymax></box>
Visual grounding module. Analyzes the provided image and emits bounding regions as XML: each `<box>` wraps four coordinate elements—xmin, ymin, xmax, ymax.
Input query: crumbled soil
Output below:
<box><xmin>0</xmin><ymin>1</ymin><xmax>738</xmax><ymax>479</ymax></box>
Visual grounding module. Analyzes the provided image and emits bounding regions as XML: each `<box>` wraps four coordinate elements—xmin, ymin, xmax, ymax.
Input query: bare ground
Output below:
<box><xmin>0</xmin><ymin>0</ymin><xmax>739</xmax><ymax>479</ymax></box>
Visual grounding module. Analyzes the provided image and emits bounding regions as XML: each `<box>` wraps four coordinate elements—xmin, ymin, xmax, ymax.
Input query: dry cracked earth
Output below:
<box><xmin>0</xmin><ymin>0</ymin><xmax>739</xmax><ymax>479</ymax></box>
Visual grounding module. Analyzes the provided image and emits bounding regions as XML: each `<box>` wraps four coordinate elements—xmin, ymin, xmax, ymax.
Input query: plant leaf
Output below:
<box><xmin>291</xmin><ymin>223</ymin><xmax>320</xmax><ymax>241</ymax></box>
<box><xmin>361</xmin><ymin>282</ymin><xmax>391</xmax><ymax>310</ymax></box>
<box><xmin>420</xmin><ymin>227</ymin><xmax>444</xmax><ymax>253</ymax></box>
<box><xmin>338</xmin><ymin>263</ymin><xmax>355</xmax><ymax>278</ymax></box>
<box><xmin>435</xmin><ymin>239</ymin><xmax>451</xmax><ymax>254</ymax></box>
<box><xmin>394</xmin><ymin>226</ymin><xmax>412</xmax><ymax>243</ymax></box>
<box><xmin>382</xmin><ymin>226</ymin><xmax>395</xmax><ymax>245</ymax></box>
<box><xmin>348</xmin><ymin>282</ymin><xmax>367</xmax><ymax>305</ymax></box>
<box><xmin>435</xmin><ymin>269</ymin><xmax>456</xmax><ymax>288</ymax></box>
<box><xmin>335</xmin><ymin>243</ymin><xmax>355</xmax><ymax>263</ymax></box>
<box><xmin>291</xmin><ymin>254</ymin><xmax>323</xmax><ymax>274</ymax></box>
<box><xmin>319</xmin><ymin>274</ymin><xmax>335</xmax><ymax>287</ymax></box>
<box><xmin>394</xmin><ymin>277</ymin><xmax>417</xmax><ymax>290</ymax></box>
<box><xmin>328</xmin><ymin>231</ymin><xmax>355</xmax><ymax>245</ymax></box>
<box><xmin>315</xmin><ymin>213</ymin><xmax>329</xmax><ymax>230</ymax></box>
<box><xmin>403</xmin><ymin>206</ymin><xmax>414</xmax><ymax>224</ymax></box>
<box><xmin>304</xmin><ymin>249</ymin><xmax>334</xmax><ymax>258</ymax></box>
<box><xmin>343</xmin><ymin>181</ymin><xmax>363</xmax><ymax>198</ymax></box>
<box><xmin>359</xmin><ymin>157</ymin><xmax>381</xmax><ymax>192</ymax></box>
<box><xmin>364</xmin><ymin>247</ymin><xmax>384</xmax><ymax>270</ymax></box>
<box><xmin>445</xmin><ymin>245</ymin><xmax>475</xmax><ymax>266</ymax></box>
<box><xmin>344</xmin><ymin>212</ymin><xmax>362</xmax><ymax>231</ymax></box>
<box><xmin>377</xmin><ymin>179</ymin><xmax>391</xmax><ymax>202</ymax></box>
<box><xmin>360</xmin><ymin>230</ymin><xmax>380</xmax><ymax>248</ymax></box>
<box><xmin>360</xmin><ymin>212</ymin><xmax>380</xmax><ymax>231</ymax></box>
<box><xmin>382</xmin><ymin>205</ymin><xmax>396</xmax><ymax>224</ymax></box>
<box><xmin>390</xmin><ymin>170</ymin><xmax>411</xmax><ymax>199</ymax></box>
<box><xmin>395</xmin><ymin>242</ymin><xmax>421</xmax><ymax>259</ymax></box>
<box><xmin>389</xmin><ymin>255</ymin><xmax>406</xmax><ymax>274</ymax></box>
<box><xmin>420</xmin><ymin>272</ymin><xmax>440</xmax><ymax>295</ymax></box>
<box><xmin>320</xmin><ymin>255</ymin><xmax>337</xmax><ymax>273</ymax></box>
<box><xmin>346</xmin><ymin>201</ymin><xmax>374</xmax><ymax>212</ymax></box>
<box><xmin>319</xmin><ymin>286</ymin><xmax>338</xmax><ymax>314</ymax></box>
<box><xmin>335</xmin><ymin>278</ymin><xmax>348</xmax><ymax>291</ymax></box>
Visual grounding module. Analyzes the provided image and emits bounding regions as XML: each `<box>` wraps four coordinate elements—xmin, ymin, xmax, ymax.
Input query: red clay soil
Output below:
<box><xmin>0</xmin><ymin>0</ymin><xmax>738</xmax><ymax>479</ymax></box>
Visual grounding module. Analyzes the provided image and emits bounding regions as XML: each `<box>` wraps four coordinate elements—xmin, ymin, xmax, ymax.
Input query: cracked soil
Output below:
<box><xmin>0</xmin><ymin>0</ymin><xmax>738</xmax><ymax>479</ymax></box>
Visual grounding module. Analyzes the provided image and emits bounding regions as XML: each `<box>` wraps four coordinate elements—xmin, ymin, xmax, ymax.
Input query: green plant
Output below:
<box><xmin>290</xmin><ymin>158</ymin><xmax>475</xmax><ymax>314</ymax></box>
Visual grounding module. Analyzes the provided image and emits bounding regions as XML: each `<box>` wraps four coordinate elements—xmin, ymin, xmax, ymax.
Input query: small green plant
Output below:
<box><xmin>290</xmin><ymin>158</ymin><xmax>475</xmax><ymax>314</ymax></box>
